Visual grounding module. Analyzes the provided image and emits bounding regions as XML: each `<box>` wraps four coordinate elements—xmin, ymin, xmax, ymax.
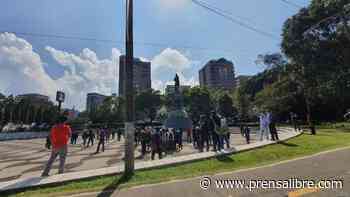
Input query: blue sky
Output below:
<box><xmin>0</xmin><ymin>0</ymin><xmax>310</xmax><ymax>110</ymax></box>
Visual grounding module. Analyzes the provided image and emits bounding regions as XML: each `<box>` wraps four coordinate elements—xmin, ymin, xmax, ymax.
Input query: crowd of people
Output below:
<box><xmin>42</xmin><ymin>120</ymin><xmax>124</xmax><ymax>177</ymax></box>
<box><xmin>41</xmin><ymin>111</ymin><xmax>283</xmax><ymax>177</ymax></box>
<box><xmin>256</xmin><ymin>112</ymin><xmax>280</xmax><ymax>142</ymax></box>
<box><xmin>74</xmin><ymin>127</ymin><xmax>123</xmax><ymax>153</ymax></box>
<box><xmin>46</xmin><ymin>125</ymin><xmax>124</xmax><ymax>155</ymax></box>
<box><xmin>134</xmin><ymin>111</ymin><xmax>235</xmax><ymax>160</ymax></box>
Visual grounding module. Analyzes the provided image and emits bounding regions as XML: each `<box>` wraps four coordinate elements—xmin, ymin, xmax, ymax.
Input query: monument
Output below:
<box><xmin>164</xmin><ymin>74</ymin><xmax>193</xmax><ymax>129</ymax></box>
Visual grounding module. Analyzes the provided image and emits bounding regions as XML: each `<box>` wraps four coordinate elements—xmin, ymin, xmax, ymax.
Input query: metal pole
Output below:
<box><xmin>58</xmin><ymin>102</ymin><xmax>62</xmax><ymax>113</ymax></box>
<box><xmin>124</xmin><ymin>0</ymin><xmax>135</xmax><ymax>175</ymax></box>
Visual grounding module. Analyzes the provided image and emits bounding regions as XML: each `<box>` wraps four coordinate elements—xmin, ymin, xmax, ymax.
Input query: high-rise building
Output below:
<box><xmin>119</xmin><ymin>55</ymin><xmax>151</xmax><ymax>96</ymax></box>
<box><xmin>199</xmin><ymin>58</ymin><xmax>235</xmax><ymax>90</ymax></box>
<box><xmin>86</xmin><ymin>93</ymin><xmax>107</xmax><ymax>113</ymax></box>
<box><xmin>16</xmin><ymin>93</ymin><xmax>50</xmax><ymax>104</ymax></box>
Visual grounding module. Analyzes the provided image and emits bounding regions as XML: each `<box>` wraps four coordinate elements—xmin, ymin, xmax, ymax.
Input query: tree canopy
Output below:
<box><xmin>135</xmin><ymin>89</ymin><xmax>163</xmax><ymax>123</ymax></box>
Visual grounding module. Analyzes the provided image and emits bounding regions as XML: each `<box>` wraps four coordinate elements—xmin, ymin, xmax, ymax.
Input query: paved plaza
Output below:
<box><xmin>0</xmin><ymin>128</ymin><xmax>293</xmax><ymax>183</ymax></box>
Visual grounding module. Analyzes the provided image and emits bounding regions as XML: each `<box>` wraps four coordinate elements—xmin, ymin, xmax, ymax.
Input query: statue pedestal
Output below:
<box><xmin>164</xmin><ymin>74</ymin><xmax>193</xmax><ymax>130</ymax></box>
<box><xmin>164</xmin><ymin>109</ymin><xmax>192</xmax><ymax>129</ymax></box>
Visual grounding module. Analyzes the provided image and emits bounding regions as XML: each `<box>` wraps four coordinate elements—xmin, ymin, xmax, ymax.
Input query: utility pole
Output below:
<box><xmin>58</xmin><ymin>102</ymin><xmax>62</xmax><ymax>113</ymax></box>
<box><xmin>124</xmin><ymin>0</ymin><xmax>135</xmax><ymax>175</ymax></box>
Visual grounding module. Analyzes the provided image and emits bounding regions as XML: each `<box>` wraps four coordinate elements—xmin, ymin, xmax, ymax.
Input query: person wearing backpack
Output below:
<box><xmin>219</xmin><ymin>115</ymin><xmax>230</xmax><ymax>150</ymax></box>
<box><xmin>212</xmin><ymin>112</ymin><xmax>228</xmax><ymax>152</ymax></box>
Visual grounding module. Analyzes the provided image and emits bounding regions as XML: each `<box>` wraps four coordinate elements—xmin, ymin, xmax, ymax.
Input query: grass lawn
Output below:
<box><xmin>5</xmin><ymin>127</ymin><xmax>350</xmax><ymax>197</ymax></box>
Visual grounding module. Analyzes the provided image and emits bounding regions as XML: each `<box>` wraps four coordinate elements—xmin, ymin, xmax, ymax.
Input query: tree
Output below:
<box><xmin>91</xmin><ymin>96</ymin><xmax>125</xmax><ymax>124</ymax></box>
<box><xmin>256</xmin><ymin>53</ymin><xmax>287</xmax><ymax>70</ymax></box>
<box><xmin>281</xmin><ymin>0</ymin><xmax>350</xmax><ymax>124</ymax></box>
<box><xmin>135</xmin><ymin>89</ymin><xmax>162</xmax><ymax>123</ymax></box>
<box><xmin>218</xmin><ymin>94</ymin><xmax>236</xmax><ymax>118</ymax></box>
<box><xmin>4</xmin><ymin>95</ymin><xmax>15</xmax><ymax>123</ymax></box>
<box><xmin>234</xmin><ymin>87</ymin><xmax>251</xmax><ymax>121</ymax></box>
<box><xmin>254</xmin><ymin>77</ymin><xmax>301</xmax><ymax>120</ymax></box>
<box><xmin>183</xmin><ymin>86</ymin><xmax>213</xmax><ymax>123</ymax></box>
<box><xmin>0</xmin><ymin>93</ymin><xmax>5</xmax><ymax>125</ymax></box>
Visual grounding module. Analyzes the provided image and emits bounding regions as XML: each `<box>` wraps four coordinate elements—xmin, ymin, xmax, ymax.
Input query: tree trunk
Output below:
<box><xmin>305</xmin><ymin>97</ymin><xmax>312</xmax><ymax>126</ymax></box>
<box><xmin>341</xmin><ymin>14</ymin><xmax>350</xmax><ymax>41</ymax></box>
<box><xmin>26</xmin><ymin>106</ymin><xmax>30</xmax><ymax>124</ymax></box>
<box><xmin>10</xmin><ymin>108</ymin><xmax>13</xmax><ymax>123</ymax></box>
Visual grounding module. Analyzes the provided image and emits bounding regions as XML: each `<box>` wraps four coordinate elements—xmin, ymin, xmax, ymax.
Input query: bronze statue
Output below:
<box><xmin>164</xmin><ymin>73</ymin><xmax>192</xmax><ymax>129</ymax></box>
<box><xmin>174</xmin><ymin>74</ymin><xmax>180</xmax><ymax>92</ymax></box>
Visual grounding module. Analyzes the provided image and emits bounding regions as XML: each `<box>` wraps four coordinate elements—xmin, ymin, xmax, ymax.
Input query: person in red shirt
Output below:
<box><xmin>41</xmin><ymin>116</ymin><xmax>71</xmax><ymax>177</ymax></box>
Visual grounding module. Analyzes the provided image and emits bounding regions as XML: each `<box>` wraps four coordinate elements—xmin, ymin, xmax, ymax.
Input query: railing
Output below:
<box><xmin>0</xmin><ymin>131</ymin><xmax>49</xmax><ymax>141</ymax></box>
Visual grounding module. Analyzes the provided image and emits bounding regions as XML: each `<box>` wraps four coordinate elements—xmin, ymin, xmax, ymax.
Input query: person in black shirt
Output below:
<box><xmin>209</xmin><ymin>112</ymin><xmax>220</xmax><ymax>151</ymax></box>
<box><xmin>269</xmin><ymin>121</ymin><xmax>279</xmax><ymax>141</ymax></box>
<box><xmin>95</xmin><ymin>128</ymin><xmax>106</xmax><ymax>153</ymax></box>
<box><xmin>243</xmin><ymin>126</ymin><xmax>251</xmax><ymax>144</ymax></box>
<box><xmin>117</xmin><ymin>128</ymin><xmax>122</xmax><ymax>141</ymax></box>
<box><xmin>151</xmin><ymin>127</ymin><xmax>162</xmax><ymax>160</ymax></box>
<box><xmin>82</xmin><ymin>131</ymin><xmax>88</xmax><ymax>146</ymax></box>
<box><xmin>87</xmin><ymin>130</ymin><xmax>95</xmax><ymax>147</ymax></box>
<box><xmin>111</xmin><ymin>129</ymin><xmax>116</xmax><ymax>140</ymax></box>
<box><xmin>45</xmin><ymin>135</ymin><xmax>51</xmax><ymax>149</ymax></box>
<box><xmin>140</xmin><ymin>126</ymin><xmax>148</xmax><ymax>157</ymax></box>
<box><xmin>199</xmin><ymin>115</ymin><xmax>210</xmax><ymax>152</ymax></box>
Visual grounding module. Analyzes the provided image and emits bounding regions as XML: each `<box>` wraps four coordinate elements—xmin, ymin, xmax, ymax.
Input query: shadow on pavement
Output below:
<box><xmin>1</xmin><ymin>177</ymin><xmax>42</xmax><ymax>195</ymax></box>
<box><xmin>216</xmin><ymin>155</ymin><xmax>234</xmax><ymax>163</ymax></box>
<box><xmin>96</xmin><ymin>173</ymin><xmax>133</xmax><ymax>197</ymax></box>
<box><xmin>277</xmin><ymin>141</ymin><xmax>298</xmax><ymax>147</ymax></box>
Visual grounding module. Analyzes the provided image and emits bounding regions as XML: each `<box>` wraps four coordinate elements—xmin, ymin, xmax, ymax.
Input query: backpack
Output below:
<box><xmin>215</xmin><ymin>117</ymin><xmax>229</xmax><ymax>135</ymax></box>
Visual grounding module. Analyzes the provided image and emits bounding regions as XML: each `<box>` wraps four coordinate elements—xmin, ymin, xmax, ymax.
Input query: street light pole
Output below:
<box><xmin>124</xmin><ymin>0</ymin><xmax>135</xmax><ymax>175</ymax></box>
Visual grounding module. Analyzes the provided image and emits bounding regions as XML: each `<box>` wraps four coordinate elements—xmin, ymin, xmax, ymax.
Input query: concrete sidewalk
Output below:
<box><xmin>0</xmin><ymin>128</ymin><xmax>301</xmax><ymax>192</ymax></box>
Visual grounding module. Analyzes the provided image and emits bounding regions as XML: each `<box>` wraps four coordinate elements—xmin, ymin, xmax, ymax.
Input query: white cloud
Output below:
<box><xmin>178</xmin><ymin>73</ymin><xmax>199</xmax><ymax>87</ymax></box>
<box><xmin>151</xmin><ymin>79</ymin><xmax>168</xmax><ymax>93</ymax></box>
<box><xmin>151</xmin><ymin>48</ymin><xmax>198</xmax><ymax>91</ymax></box>
<box><xmin>152</xmin><ymin>48</ymin><xmax>191</xmax><ymax>75</ymax></box>
<box><xmin>0</xmin><ymin>33</ymin><xmax>198</xmax><ymax>110</ymax></box>
<box><xmin>0</xmin><ymin>33</ymin><xmax>120</xmax><ymax>110</ymax></box>
<box><xmin>46</xmin><ymin>46</ymin><xmax>121</xmax><ymax>109</ymax></box>
<box><xmin>0</xmin><ymin>33</ymin><xmax>57</xmax><ymax>98</ymax></box>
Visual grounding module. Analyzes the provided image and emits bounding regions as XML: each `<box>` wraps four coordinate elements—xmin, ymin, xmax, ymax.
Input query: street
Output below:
<box><xmin>77</xmin><ymin>147</ymin><xmax>350</xmax><ymax>197</ymax></box>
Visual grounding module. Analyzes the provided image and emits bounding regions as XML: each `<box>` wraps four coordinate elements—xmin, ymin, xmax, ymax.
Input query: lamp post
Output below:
<box><xmin>56</xmin><ymin>91</ymin><xmax>65</xmax><ymax>113</ymax></box>
<box><xmin>124</xmin><ymin>0</ymin><xmax>135</xmax><ymax>175</ymax></box>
